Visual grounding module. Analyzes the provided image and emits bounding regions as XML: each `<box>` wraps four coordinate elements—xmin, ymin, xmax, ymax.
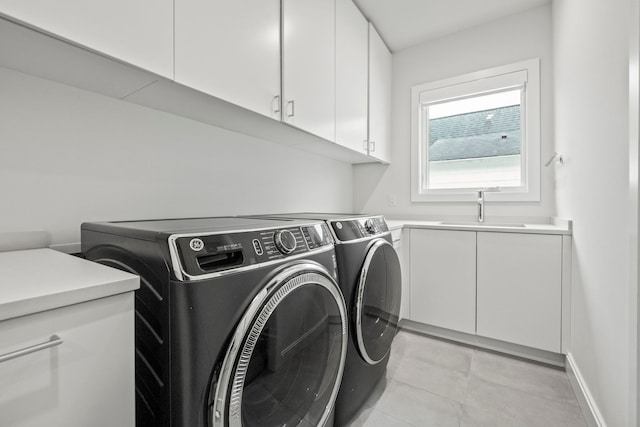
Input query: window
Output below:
<box><xmin>411</xmin><ymin>59</ymin><xmax>540</xmax><ymax>202</ymax></box>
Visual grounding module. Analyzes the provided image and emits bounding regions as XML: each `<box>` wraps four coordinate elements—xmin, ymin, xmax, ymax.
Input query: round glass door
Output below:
<box><xmin>211</xmin><ymin>264</ymin><xmax>347</xmax><ymax>427</ymax></box>
<box><xmin>355</xmin><ymin>239</ymin><xmax>402</xmax><ymax>365</ymax></box>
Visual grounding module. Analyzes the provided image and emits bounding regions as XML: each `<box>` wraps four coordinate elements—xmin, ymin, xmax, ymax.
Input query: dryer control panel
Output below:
<box><xmin>328</xmin><ymin>216</ymin><xmax>389</xmax><ymax>243</ymax></box>
<box><xmin>170</xmin><ymin>222</ymin><xmax>333</xmax><ymax>279</ymax></box>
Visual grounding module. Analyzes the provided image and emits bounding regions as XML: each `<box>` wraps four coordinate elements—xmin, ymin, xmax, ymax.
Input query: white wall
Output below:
<box><xmin>0</xmin><ymin>67</ymin><xmax>353</xmax><ymax>247</ymax></box>
<box><xmin>553</xmin><ymin>0</ymin><xmax>634</xmax><ymax>425</ymax></box>
<box><xmin>353</xmin><ymin>5</ymin><xmax>554</xmax><ymax>222</ymax></box>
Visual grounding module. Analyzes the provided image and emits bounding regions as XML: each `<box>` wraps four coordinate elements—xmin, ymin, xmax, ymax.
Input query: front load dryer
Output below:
<box><xmin>81</xmin><ymin>217</ymin><xmax>348</xmax><ymax>427</ymax></box>
<box><xmin>242</xmin><ymin>213</ymin><xmax>402</xmax><ymax>426</ymax></box>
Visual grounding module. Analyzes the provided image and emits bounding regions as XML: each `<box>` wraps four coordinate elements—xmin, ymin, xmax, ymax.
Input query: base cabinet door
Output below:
<box><xmin>476</xmin><ymin>232</ymin><xmax>562</xmax><ymax>352</ymax></box>
<box><xmin>0</xmin><ymin>293</ymin><xmax>135</xmax><ymax>427</ymax></box>
<box><xmin>409</xmin><ymin>229</ymin><xmax>476</xmax><ymax>334</ymax></box>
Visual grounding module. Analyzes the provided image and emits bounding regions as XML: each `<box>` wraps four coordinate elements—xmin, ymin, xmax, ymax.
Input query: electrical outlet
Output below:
<box><xmin>388</xmin><ymin>194</ymin><xmax>398</xmax><ymax>207</ymax></box>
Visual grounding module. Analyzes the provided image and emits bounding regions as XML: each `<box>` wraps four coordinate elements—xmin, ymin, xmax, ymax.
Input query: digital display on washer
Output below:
<box><xmin>302</xmin><ymin>224</ymin><xmax>332</xmax><ymax>249</ymax></box>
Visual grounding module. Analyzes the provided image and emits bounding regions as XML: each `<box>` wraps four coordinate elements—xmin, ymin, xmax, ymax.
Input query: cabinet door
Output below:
<box><xmin>367</xmin><ymin>23</ymin><xmax>392</xmax><ymax>163</ymax></box>
<box><xmin>0</xmin><ymin>293</ymin><xmax>135</xmax><ymax>427</ymax></box>
<box><xmin>409</xmin><ymin>229</ymin><xmax>476</xmax><ymax>334</ymax></box>
<box><xmin>282</xmin><ymin>0</ymin><xmax>335</xmax><ymax>141</ymax></box>
<box><xmin>391</xmin><ymin>228</ymin><xmax>409</xmax><ymax>320</ymax></box>
<box><xmin>335</xmin><ymin>0</ymin><xmax>368</xmax><ymax>153</ymax></box>
<box><xmin>477</xmin><ymin>232</ymin><xmax>562</xmax><ymax>352</ymax></box>
<box><xmin>0</xmin><ymin>0</ymin><xmax>173</xmax><ymax>79</ymax></box>
<box><xmin>175</xmin><ymin>0</ymin><xmax>281</xmax><ymax>119</ymax></box>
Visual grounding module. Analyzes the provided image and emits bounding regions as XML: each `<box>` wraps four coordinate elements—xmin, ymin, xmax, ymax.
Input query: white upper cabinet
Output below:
<box><xmin>335</xmin><ymin>0</ymin><xmax>368</xmax><ymax>153</ymax></box>
<box><xmin>0</xmin><ymin>0</ymin><xmax>173</xmax><ymax>79</ymax></box>
<box><xmin>282</xmin><ymin>0</ymin><xmax>336</xmax><ymax>141</ymax></box>
<box><xmin>174</xmin><ymin>0</ymin><xmax>281</xmax><ymax>119</ymax></box>
<box><xmin>367</xmin><ymin>23</ymin><xmax>392</xmax><ymax>163</ymax></box>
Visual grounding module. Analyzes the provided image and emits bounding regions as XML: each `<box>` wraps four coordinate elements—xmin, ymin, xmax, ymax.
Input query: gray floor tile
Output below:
<box><xmin>391</xmin><ymin>331</ymin><xmax>473</xmax><ymax>375</ymax></box>
<box><xmin>345</xmin><ymin>406</ymin><xmax>414</xmax><ymax>427</ymax></box>
<box><xmin>369</xmin><ymin>378</ymin><xmax>461</xmax><ymax>427</ymax></box>
<box><xmin>470</xmin><ymin>349</ymin><xmax>577</xmax><ymax>402</ymax></box>
<box><xmin>389</xmin><ymin>353</ymin><xmax>469</xmax><ymax>403</ymax></box>
<box><xmin>360</xmin><ymin>376</ymin><xmax>390</xmax><ymax>409</ymax></box>
<box><xmin>349</xmin><ymin>331</ymin><xmax>588</xmax><ymax>427</ymax></box>
<box><xmin>462</xmin><ymin>376</ymin><xmax>587</xmax><ymax>427</ymax></box>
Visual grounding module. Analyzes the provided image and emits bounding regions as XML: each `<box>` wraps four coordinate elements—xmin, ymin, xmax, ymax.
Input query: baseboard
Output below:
<box><xmin>399</xmin><ymin>319</ymin><xmax>565</xmax><ymax>367</ymax></box>
<box><xmin>565</xmin><ymin>353</ymin><xmax>606</xmax><ymax>427</ymax></box>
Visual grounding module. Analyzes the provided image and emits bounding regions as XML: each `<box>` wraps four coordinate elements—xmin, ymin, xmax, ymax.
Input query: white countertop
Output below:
<box><xmin>386</xmin><ymin>218</ymin><xmax>572</xmax><ymax>235</ymax></box>
<box><xmin>0</xmin><ymin>248</ymin><xmax>139</xmax><ymax>322</ymax></box>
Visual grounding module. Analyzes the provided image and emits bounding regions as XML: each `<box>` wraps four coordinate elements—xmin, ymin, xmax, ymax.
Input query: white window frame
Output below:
<box><xmin>411</xmin><ymin>58</ymin><xmax>541</xmax><ymax>202</ymax></box>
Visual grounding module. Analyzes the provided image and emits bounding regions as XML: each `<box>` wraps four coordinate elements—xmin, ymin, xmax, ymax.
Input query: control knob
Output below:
<box><xmin>274</xmin><ymin>230</ymin><xmax>297</xmax><ymax>254</ymax></box>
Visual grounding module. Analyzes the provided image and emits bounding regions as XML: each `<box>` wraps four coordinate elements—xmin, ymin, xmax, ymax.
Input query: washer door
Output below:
<box><xmin>355</xmin><ymin>239</ymin><xmax>402</xmax><ymax>365</ymax></box>
<box><xmin>211</xmin><ymin>263</ymin><xmax>348</xmax><ymax>427</ymax></box>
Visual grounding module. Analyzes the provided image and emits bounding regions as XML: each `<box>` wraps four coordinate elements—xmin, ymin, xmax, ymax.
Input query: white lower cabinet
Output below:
<box><xmin>476</xmin><ymin>232</ymin><xmax>562</xmax><ymax>352</ymax></box>
<box><xmin>409</xmin><ymin>229</ymin><xmax>476</xmax><ymax>334</ymax></box>
<box><xmin>392</xmin><ymin>228</ymin><xmax>410</xmax><ymax>321</ymax></box>
<box><xmin>0</xmin><ymin>292</ymin><xmax>135</xmax><ymax>427</ymax></box>
<box><xmin>408</xmin><ymin>228</ymin><xmax>565</xmax><ymax>354</ymax></box>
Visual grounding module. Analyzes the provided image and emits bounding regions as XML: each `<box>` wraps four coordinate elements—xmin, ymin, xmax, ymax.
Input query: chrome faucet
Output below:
<box><xmin>476</xmin><ymin>187</ymin><xmax>500</xmax><ymax>223</ymax></box>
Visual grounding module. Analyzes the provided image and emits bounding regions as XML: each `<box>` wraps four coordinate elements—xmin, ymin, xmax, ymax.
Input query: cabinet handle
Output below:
<box><xmin>363</xmin><ymin>140</ymin><xmax>369</xmax><ymax>151</ymax></box>
<box><xmin>287</xmin><ymin>100</ymin><xmax>295</xmax><ymax>118</ymax></box>
<box><xmin>0</xmin><ymin>334</ymin><xmax>63</xmax><ymax>363</ymax></box>
<box><xmin>272</xmin><ymin>95</ymin><xmax>281</xmax><ymax>114</ymax></box>
<box><xmin>369</xmin><ymin>141</ymin><xmax>376</xmax><ymax>152</ymax></box>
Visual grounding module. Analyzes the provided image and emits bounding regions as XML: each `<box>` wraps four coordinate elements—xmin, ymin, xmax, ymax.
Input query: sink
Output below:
<box><xmin>439</xmin><ymin>221</ymin><xmax>526</xmax><ymax>228</ymax></box>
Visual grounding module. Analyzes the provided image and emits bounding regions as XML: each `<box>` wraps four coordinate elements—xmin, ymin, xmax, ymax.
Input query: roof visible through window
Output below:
<box><xmin>428</xmin><ymin>104</ymin><xmax>521</xmax><ymax>161</ymax></box>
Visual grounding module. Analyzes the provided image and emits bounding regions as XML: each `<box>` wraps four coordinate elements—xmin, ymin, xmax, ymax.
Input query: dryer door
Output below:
<box><xmin>355</xmin><ymin>239</ymin><xmax>402</xmax><ymax>365</ymax></box>
<box><xmin>211</xmin><ymin>263</ymin><xmax>347</xmax><ymax>427</ymax></box>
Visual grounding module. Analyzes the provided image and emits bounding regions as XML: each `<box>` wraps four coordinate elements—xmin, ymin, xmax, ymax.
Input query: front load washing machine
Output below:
<box><xmin>81</xmin><ymin>217</ymin><xmax>348</xmax><ymax>427</ymax></box>
<box><xmin>242</xmin><ymin>214</ymin><xmax>402</xmax><ymax>426</ymax></box>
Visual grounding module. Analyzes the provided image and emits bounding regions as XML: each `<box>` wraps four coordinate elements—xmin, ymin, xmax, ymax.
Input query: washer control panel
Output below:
<box><xmin>171</xmin><ymin>222</ymin><xmax>333</xmax><ymax>278</ymax></box>
<box><xmin>329</xmin><ymin>216</ymin><xmax>389</xmax><ymax>242</ymax></box>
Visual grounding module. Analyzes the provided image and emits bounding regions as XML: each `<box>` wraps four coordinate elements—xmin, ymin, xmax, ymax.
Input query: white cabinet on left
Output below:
<box><xmin>175</xmin><ymin>0</ymin><xmax>281</xmax><ymax>119</ymax></box>
<box><xmin>0</xmin><ymin>0</ymin><xmax>174</xmax><ymax>79</ymax></box>
<box><xmin>0</xmin><ymin>248</ymin><xmax>139</xmax><ymax>427</ymax></box>
<box><xmin>0</xmin><ymin>293</ymin><xmax>135</xmax><ymax>427</ymax></box>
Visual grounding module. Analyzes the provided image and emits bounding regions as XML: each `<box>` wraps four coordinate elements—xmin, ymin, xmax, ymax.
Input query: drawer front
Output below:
<box><xmin>0</xmin><ymin>292</ymin><xmax>135</xmax><ymax>427</ymax></box>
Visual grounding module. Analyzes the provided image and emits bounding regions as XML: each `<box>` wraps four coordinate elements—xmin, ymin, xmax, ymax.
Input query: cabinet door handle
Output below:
<box><xmin>363</xmin><ymin>140</ymin><xmax>369</xmax><ymax>151</ymax></box>
<box><xmin>369</xmin><ymin>141</ymin><xmax>376</xmax><ymax>152</ymax></box>
<box><xmin>0</xmin><ymin>334</ymin><xmax>63</xmax><ymax>363</ymax></box>
<box><xmin>286</xmin><ymin>100</ymin><xmax>295</xmax><ymax>118</ymax></box>
<box><xmin>272</xmin><ymin>95</ymin><xmax>281</xmax><ymax>114</ymax></box>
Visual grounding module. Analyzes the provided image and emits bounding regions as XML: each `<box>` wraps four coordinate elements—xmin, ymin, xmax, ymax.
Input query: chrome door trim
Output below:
<box><xmin>211</xmin><ymin>263</ymin><xmax>348</xmax><ymax>427</ymax></box>
<box><xmin>354</xmin><ymin>239</ymin><xmax>399</xmax><ymax>365</ymax></box>
<box><xmin>331</xmin><ymin>230</ymin><xmax>391</xmax><ymax>245</ymax></box>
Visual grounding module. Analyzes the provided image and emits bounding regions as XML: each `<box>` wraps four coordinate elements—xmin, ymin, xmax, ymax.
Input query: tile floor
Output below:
<box><xmin>346</xmin><ymin>330</ymin><xmax>588</xmax><ymax>427</ymax></box>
